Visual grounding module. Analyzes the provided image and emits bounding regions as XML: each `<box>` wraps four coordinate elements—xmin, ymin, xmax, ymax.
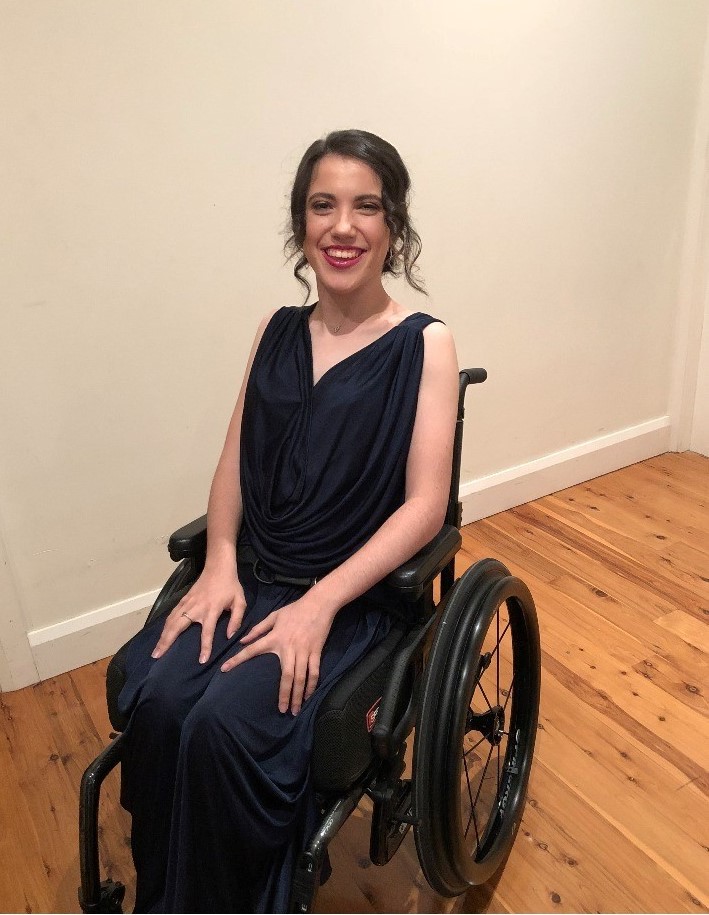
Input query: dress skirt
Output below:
<box><xmin>117</xmin><ymin>564</ymin><xmax>391</xmax><ymax>913</ymax></box>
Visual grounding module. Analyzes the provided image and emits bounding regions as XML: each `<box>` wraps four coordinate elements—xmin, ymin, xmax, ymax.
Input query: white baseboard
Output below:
<box><xmin>27</xmin><ymin>588</ymin><xmax>159</xmax><ymax>682</ymax></box>
<box><xmin>460</xmin><ymin>415</ymin><xmax>672</xmax><ymax>524</ymax></box>
<box><xmin>17</xmin><ymin>415</ymin><xmax>672</xmax><ymax>687</ymax></box>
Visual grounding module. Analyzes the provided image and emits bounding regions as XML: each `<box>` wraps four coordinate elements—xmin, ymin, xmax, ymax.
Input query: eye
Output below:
<box><xmin>358</xmin><ymin>201</ymin><xmax>382</xmax><ymax>213</ymax></box>
<box><xmin>309</xmin><ymin>199</ymin><xmax>332</xmax><ymax>212</ymax></box>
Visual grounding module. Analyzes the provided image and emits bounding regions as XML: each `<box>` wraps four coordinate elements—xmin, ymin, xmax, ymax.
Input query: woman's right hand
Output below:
<box><xmin>151</xmin><ymin>563</ymin><xmax>246</xmax><ymax>664</ymax></box>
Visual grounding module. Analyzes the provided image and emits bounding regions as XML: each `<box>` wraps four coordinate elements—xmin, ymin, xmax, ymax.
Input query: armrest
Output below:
<box><xmin>168</xmin><ymin>514</ymin><xmax>207</xmax><ymax>562</ymax></box>
<box><xmin>383</xmin><ymin>524</ymin><xmax>462</xmax><ymax>601</ymax></box>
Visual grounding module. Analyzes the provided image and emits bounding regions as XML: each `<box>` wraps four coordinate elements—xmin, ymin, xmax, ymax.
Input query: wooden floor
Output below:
<box><xmin>1</xmin><ymin>452</ymin><xmax>707</xmax><ymax>913</ymax></box>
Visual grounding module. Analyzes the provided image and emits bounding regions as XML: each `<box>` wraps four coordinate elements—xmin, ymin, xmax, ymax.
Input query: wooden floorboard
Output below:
<box><xmin>1</xmin><ymin>451</ymin><xmax>707</xmax><ymax>913</ymax></box>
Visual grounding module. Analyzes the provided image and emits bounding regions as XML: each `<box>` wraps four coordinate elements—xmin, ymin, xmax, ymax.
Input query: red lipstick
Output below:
<box><xmin>321</xmin><ymin>248</ymin><xmax>365</xmax><ymax>269</ymax></box>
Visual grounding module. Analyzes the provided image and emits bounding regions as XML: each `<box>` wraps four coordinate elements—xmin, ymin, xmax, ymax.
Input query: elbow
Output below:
<box><xmin>417</xmin><ymin>498</ymin><xmax>448</xmax><ymax>547</ymax></box>
<box><xmin>403</xmin><ymin>485</ymin><xmax>451</xmax><ymax>550</ymax></box>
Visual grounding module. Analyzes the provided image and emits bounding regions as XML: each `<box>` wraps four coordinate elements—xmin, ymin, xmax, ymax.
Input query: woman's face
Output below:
<box><xmin>303</xmin><ymin>154</ymin><xmax>391</xmax><ymax>302</ymax></box>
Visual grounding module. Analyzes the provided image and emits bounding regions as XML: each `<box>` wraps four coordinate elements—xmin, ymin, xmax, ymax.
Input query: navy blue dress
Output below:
<box><xmin>118</xmin><ymin>305</ymin><xmax>440</xmax><ymax>912</ymax></box>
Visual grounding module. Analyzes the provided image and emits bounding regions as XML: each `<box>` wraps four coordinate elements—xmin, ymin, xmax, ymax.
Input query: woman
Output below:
<box><xmin>118</xmin><ymin>129</ymin><xmax>458</xmax><ymax>912</ymax></box>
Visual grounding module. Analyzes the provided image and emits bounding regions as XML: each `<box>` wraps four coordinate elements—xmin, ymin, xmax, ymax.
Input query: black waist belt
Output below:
<box><xmin>237</xmin><ymin>543</ymin><xmax>318</xmax><ymax>589</ymax></box>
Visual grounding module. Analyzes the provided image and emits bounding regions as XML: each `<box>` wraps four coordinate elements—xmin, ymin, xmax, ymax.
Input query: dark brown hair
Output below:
<box><xmin>285</xmin><ymin>129</ymin><xmax>426</xmax><ymax>300</ymax></box>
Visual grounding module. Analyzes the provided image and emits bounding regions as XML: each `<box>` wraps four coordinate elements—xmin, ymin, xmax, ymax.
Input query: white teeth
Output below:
<box><xmin>326</xmin><ymin>248</ymin><xmax>360</xmax><ymax>259</ymax></box>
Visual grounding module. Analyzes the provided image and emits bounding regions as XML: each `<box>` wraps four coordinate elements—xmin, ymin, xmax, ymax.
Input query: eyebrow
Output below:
<box><xmin>307</xmin><ymin>192</ymin><xmax>383</xmax><ymax>204</ymax></box>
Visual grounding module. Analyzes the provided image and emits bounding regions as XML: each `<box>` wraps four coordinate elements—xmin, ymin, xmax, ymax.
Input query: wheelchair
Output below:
<box><xmin>78</xmin><ymin>368</ymin><xmax>541</xmax><ymax>914</ymax></box>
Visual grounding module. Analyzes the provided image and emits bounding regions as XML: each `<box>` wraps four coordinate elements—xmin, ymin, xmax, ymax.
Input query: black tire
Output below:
<box><xmin>413</xmin><ymin>559</ymin><xmax>541</xmax><ymax>895</ymax></box>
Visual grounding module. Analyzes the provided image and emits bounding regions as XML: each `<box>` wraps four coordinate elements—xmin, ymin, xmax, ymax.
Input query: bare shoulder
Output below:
<box><xmin>422</xmin><ymin>320</ymin><xmax>458</xmax><ymax>368</ymax></box>
<box><xmin>422</xmin><ymin>319</ymin><xmax>454</xmax><ymax>342</ymax></box>
<box><xmin>256</xmin><ymin>307</ymin><xmax>280</xmax><ymax>335</ymax></box>
<box><xmin>247</xmin><ymin>307</ymin><xmax>279</xmax><ymax>351</ymax></box>
<box><xmin>408</xmin><ymin>318</ymin><xmax>458</xmax><ymax>470</ymax></box>
<box><xmin>237</xmin><ymin>308</ymin><xmax>280</xmax><ymax>385</ymax></box>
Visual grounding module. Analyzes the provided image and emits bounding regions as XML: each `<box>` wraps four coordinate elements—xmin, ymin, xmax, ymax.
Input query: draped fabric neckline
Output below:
<box><xmin>240</xmin><ymin>305</ymin><xmax>440</xmax><ymax>578</ymax></box>
<box><xmin>305</xmin><ymin>303</ymin><xmax>423</xmax><ymax>389</ymax></box>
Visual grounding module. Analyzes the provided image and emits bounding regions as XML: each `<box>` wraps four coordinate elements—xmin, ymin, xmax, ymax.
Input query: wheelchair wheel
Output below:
<box><xmin>413</xmin><ymin>558</ymin><xmax>541</xmax><ymax>895</ymax></box>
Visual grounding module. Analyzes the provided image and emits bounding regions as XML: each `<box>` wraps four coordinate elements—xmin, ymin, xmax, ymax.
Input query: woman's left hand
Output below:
<box><xmin>220</xmin><ymin>594</ymin><xmax>336</xmax><ymax>715</ymax></box>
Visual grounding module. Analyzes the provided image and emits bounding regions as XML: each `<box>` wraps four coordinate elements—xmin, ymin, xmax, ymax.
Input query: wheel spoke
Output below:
<box><xmin>478</xmin><ymin>682</ymin><xmax>493</xmax><ymax>711</ymax></box>
<box><xmin>464</xmin><ymin>806</ymin><xmax>471</xmax><ymax>837</ymax></box>
<box><xmin>471</xmin><ymin>799</ymin><xmax>481</xmax><ymax>851</ymax></box>
<box><xmin>463</xmin><ymin>754</ymin><xmax>476</xmax><ymax>838</ymax></box>
<box><xmin>462</xmin><ymin>752</ymin><xmax>483</xmax><ymax>854</ymax></box>
<box><xmin>502</xmin><ymin>676</ymin><xmax>515</xmax><ymax>712</ymax></box>
<box><xmin>464</xmin><ymin>732</ymin><xmax>488</xmax><ymax>758</ymax></box>
<box><xmin>495</xmin><ymin>619</ymin><xmax>511</xmax><ymax>651</ymax></box>
<box><xmin>479</xmin><ymin>615</ymin><xmax>511</xmax><ymax>709</ymax></box>
<box><xmin>471</xmin><ymin>741</ymin><xmax>495</xmax><ymax>812</ymax></box>
<box><xmin>486</xmin><ymin>619</ymin><xmax>511</xmax><ymax>665</ymax></box>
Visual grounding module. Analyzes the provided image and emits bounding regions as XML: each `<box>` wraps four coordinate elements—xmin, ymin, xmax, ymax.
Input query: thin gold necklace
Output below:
<box><xmin>319</xmin><ymin>298</ymin><xmax>391</xmax><ymax>335</ymax></box>
<box><xmin>318</xmin><ymin>304</ymin><xmax>345</xmax><ymax>335</ymax></box>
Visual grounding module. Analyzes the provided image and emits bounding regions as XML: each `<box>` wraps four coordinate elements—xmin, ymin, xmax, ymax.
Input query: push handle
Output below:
<box><xmin>446</xmin><ymin>368</ymin><xmax>487</xmax><ymax>529</ymax></box>
<box><xmin>460</xmin><ymin>367</ymin><xmax>488</xmax><ymax>389</ymax></box>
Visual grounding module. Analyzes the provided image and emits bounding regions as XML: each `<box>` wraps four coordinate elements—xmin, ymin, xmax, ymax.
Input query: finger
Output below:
<box><xmin>240</xmin><ymin>611</ymin><xmax>277</xmax><ymax>644</ymax></box>
<box><xmin>279</xmin><ymin>651</ymin><xmax>295</xmax><ymax>715</ymax></box>
<box><xmin>199</xmin><ymin>617</ymin><xmax>217</xmax><ymax>665</ymax></box>
<box><xmin>220</xmin><ymin>637</ymin><xmax>271</xmax><ymax>673</ymax></box>
<box><xmin>151</xmin><ymin>613</ymin><xmax>191</xmax><ymax>659</ymax></box>
<box><xmin>290</xmin><ymin>655</ymin><xmax>309</xmax><ymax>716</ymax></box>
<box><xmin>173</xmin><ymin>592</ymin><xmax>189</xmax><ymax>611</ymax></box>
<box><xmin>304</xmin><ymin>655</ymin><xmax>320</xmax><ymax>703</ymax></box>
<box><xmin>172</xmin><ymin>592</ymin><xmax>195</xmax><ymax>617</ymax></box>
<box><xmin>226</xmin><ymin>601</ymin><xmax>246</xmax><ymax>639</ymax></box>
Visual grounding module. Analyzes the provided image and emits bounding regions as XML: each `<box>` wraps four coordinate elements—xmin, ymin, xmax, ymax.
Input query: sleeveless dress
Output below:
<box><xmin>117</xmin><ymin>305</ymin><xmax>441</xmax><ymax>913</ymax></box>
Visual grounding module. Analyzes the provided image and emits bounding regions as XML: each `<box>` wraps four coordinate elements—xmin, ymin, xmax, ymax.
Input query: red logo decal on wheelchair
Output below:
<box><xmin>366</xmin><ymin>697</ymin><xmax>381</xmax><ymax>732</ymax></box>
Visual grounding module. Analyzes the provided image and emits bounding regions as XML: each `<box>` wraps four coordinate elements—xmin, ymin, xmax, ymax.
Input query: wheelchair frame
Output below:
<box><xmin>78</xmin><ymin>368</ymin><xmax>541</xmax><ymax>914</ymax></box>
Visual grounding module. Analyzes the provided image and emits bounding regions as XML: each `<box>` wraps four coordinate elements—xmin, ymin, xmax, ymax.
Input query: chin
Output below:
<box><xmin>319</xmin><ymin>272</ymin><xmax>378</xmax><ymax>300</ymax></box>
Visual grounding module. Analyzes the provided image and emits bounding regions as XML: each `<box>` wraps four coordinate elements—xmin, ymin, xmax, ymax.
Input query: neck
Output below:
<box><xmin>315</xmin><ymin>284</ymin><xmax>391</xmax><ymax>327</ymax></box>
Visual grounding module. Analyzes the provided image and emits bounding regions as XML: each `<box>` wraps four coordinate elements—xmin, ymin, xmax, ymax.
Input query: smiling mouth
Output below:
<box><xmin>322</xmin><ymin>247</ymin><xmax>365</xmax><ymax>268</ymax></box>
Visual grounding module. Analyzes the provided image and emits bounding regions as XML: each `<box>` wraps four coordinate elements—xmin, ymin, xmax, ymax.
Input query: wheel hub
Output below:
<box><xmin>467</xmin><ymin>705</ymin><xmax>506</xmax><ymax>746</ymax></box>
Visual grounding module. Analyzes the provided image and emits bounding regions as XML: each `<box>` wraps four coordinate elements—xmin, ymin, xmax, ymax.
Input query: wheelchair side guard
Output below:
<box><xmin>311</xmin><ymin>624</ymin><xmax>409</xmax><ymax>795</ymax></box>
<box><xmin>413</xmin><ymin>559</ymin><xmax>541</xmax><ymax>896</ymax></box>
<box><xmin>370</xmin><ymin>610</ymin><xmax>438</xmax><ymax>761</ymax></box>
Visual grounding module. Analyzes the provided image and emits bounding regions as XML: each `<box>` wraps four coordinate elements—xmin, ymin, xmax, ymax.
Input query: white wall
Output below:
<box><xmin>690</xmin><ymin>292</ymin><xmax>709</xmax><ymax>456</ymax></box>
<box><xmin>1</xmin><ymin>0</ymin><xmax>708</xmax><ymax>689</ymax></box>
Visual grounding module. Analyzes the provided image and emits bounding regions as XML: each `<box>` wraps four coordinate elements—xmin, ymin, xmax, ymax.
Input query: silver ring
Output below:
<box><xmin>181</xmin><ymin>611</ymin><xmax>193</xmax><ymax>623</ymax></box>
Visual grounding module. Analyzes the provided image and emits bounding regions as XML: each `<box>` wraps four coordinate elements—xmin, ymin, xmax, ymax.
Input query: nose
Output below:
<box><xmin>332</xmin><ymin>207</ymin><xmax>356</xmax><ymax>239</ymax></box>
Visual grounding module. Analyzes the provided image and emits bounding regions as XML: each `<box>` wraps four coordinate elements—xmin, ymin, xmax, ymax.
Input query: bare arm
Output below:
<box><xmin>152</xmin><ymin>310</ymin><xmax>276</xmax><ymax>662</ymax></box>
<box><xmin>224</xmin><ymin>322</ymin><xmax>459</xmax><ymax>711</ymax></box>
